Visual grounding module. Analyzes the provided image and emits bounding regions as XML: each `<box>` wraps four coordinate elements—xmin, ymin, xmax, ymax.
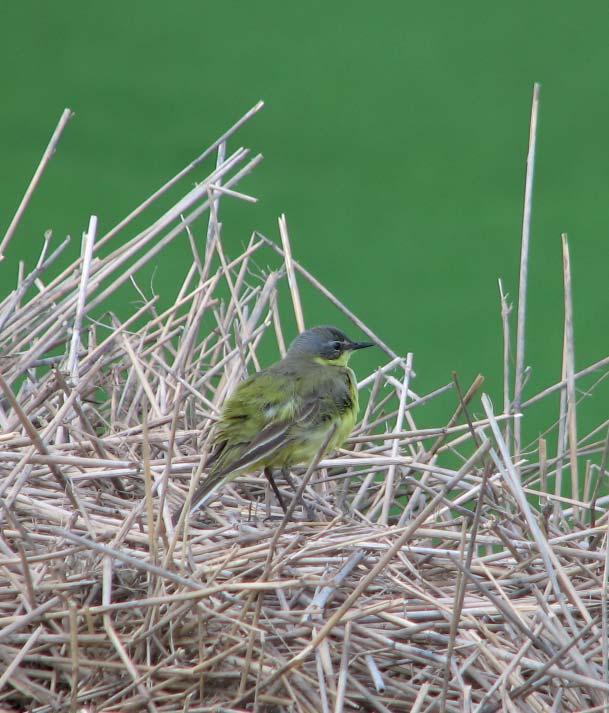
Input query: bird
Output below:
<box><xmin>178</xmin><ymin>325</ymin><xmax>374</xmax><ymax>520</ymax></box>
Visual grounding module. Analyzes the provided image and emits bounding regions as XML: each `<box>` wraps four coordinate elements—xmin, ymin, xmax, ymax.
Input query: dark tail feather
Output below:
<box><xmin>172</xmin><ymin>444</ymin><xmax>226</xmax><ymax>525</ymax></box>
<box><xmin>185</xmin><ymin>470</ymin><xmax>231</xmax><ymax>517</ymax></box>
<box><xmin>174</xmin><ymin>423</ymin><xmax>298</xmax><ymax>523</ymax></box>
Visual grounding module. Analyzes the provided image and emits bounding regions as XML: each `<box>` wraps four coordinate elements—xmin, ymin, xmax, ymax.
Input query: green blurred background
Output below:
<box><xmin>2</xmin><ymin>1</ymin><xmax>608</xmax><ymax>444</ymax></box>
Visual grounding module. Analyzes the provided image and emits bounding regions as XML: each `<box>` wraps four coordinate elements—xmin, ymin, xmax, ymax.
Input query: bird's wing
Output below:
<box><xmin>213</xmin><ymin>397</ymin><xmax>318</xmax><ymax>478</ymax></box>
<box><xmin>208</xmin><ymin>370</ymin><xmax>299</xmax><ymax>460</ymax></box>
<box><xmin>181</xmin><ymin>397</ymin><xmax>318</xmax><ymax>518</ymax></box>
<box><xmin>211</xmin><ymin>366</ymin><xmax>353</xmax><ymax>477</ymax></box>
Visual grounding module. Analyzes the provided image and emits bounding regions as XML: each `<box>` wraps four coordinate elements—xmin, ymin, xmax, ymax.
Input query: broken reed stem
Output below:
<box><xmin>257</xmin><ymin>232</ymin><xmax>399</xmax><ymax>361</ymax></box>
<box><xmin>513</xmin><ymin>82</ymin><xmax>540</xmax><ymax>472</ymax></box>
<box><xmin>0</xmin><ymin>107</ymin><xmax>74</xmax><ymax>260</ymax></box>
<box><xmin>67</xmin><ymin>215</ymin><xmax>97</xmax><ymax>379</ymax></box>
<box><xmin>97</xmin><ymin>101</ymin><xmax>264</xmax><ymax>252</ymax></box>
<box><xmin>498</xmin><ymin>278</ymin><xmax>512</xmax><ymax>444</ymax></box>
<box><xmin>562</xmin><ymin>233</ymin><xmax>579</xmax><ymax>513</ymax></box>
<box><xmin>279</xmin><ymin>213</ymin><xmax>305</xmax><ymax>333</ymax></box>
<box><xmin>380</xmin><ymin>353</ymin><xmax>413</xmax><ymax>525</ymax></box>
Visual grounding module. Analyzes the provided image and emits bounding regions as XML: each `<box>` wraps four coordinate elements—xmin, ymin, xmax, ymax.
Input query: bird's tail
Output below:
<box><xmin>173</xmin><ymin>470</ymin><xmax>227</xmax><ymax>525</ymax></box>
<box><xmin>173</xmin><ymin>417</ymin><xmax>301</xmax><ymax>524</ymax></box>
<box><xmin>189</xmin><ymin>471</ymin><xmax>228</xmax><ymax>514</ymax></box>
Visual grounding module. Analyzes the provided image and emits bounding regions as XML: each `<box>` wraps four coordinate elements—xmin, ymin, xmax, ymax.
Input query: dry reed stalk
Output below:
<box><xmin>513</xmin><ymin>82</ymin><xmax>541</xmax><ymax>472</ymax></box>
<box><xmin>0</xmin><ymin>108</ymin><xmax>74</xmax><ymax>261</ymax></box>
<box><xmin>0</xmin><ymin>94</ymin><xmax>607</xmax><ymax>713</ymax></box>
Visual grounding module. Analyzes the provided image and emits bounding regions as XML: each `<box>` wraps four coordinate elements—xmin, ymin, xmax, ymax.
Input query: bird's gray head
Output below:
<box><xmin>286</xmin><ymin>326</ymin><xmax>374</xmax><ymax>364</ymax></box>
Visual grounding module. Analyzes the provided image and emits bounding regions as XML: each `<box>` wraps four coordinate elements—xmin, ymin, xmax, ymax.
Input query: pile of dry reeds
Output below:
<box><xmin>1</xmin><ymin>91</ymin><xmax>609</xmax><ymax>713</ymax></box>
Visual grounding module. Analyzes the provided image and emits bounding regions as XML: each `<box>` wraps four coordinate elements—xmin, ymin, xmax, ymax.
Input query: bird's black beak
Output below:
<box><xmin>347</xmin><ymin>340</ymin><xmax>374</xmax><ymax>351</ymax></box>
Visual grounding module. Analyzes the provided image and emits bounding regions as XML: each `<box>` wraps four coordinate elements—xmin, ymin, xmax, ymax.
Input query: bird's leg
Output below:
<box><xmin>281</xmin><ymin>466</ymin><xmax>299</xmax><ymax>494</ymax></box>
<box><xmin>263</xmin><ymin>467</ymin><xmax>288</xmax><ymax>514</ymax></box>
<box><xmin>282</xmin><ymin>466</ymin><xmax>316</xmax><ymax>520</ymax></box>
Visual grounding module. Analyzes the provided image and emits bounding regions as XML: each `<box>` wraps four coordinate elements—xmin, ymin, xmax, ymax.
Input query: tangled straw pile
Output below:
<box><xmin>1</xmin><ymin>93</ymin><xmax>609</xmax><ymax>713</ymax></box>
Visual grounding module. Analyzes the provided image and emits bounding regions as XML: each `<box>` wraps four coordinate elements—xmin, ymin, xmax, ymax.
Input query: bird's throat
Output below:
<box><xmin>314</xmin><ymin>352</ymin><xmax>352</xmax><ymax>367</ymax></box>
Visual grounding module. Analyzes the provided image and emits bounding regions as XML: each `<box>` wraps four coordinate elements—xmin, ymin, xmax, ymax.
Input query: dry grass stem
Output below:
<box><xmin>513</xmin><ymin>82</ymin><xmax>541</xmax><ymax>471</ymax></box>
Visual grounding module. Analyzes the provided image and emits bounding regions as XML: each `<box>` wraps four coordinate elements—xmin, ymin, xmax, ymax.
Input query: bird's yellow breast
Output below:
<box><xmin>332</xmin><ymin>366</ymin><xmax>358</xmax><ymax>446</ymax></box>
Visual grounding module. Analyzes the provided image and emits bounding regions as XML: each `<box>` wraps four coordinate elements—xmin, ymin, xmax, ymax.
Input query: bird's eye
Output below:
<box><xmin>331</xmin><ymin>341</ymin><xmax>342</xmax><ymax>351</ymax></box>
